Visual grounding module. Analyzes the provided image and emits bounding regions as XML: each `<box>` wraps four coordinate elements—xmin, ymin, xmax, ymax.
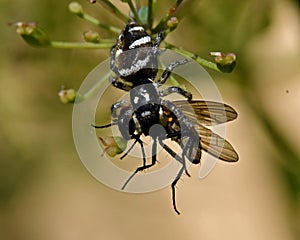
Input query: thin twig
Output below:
<box><xmin>76</xmin><ymin>71</ymin><xmax>111</xmax><ymax>102</ymax></box>
<box><xmin>147</xmin><ymin>0</ymin><xmax>153</xmax><ymax>29</ymax></box>
<box><xmin>80</xmin><ymin>12</ymin><xmax>121</xmax><ymax>33</ymax></box>
<box><xmin>165</xmin><ymin>43</ymin><xmax>221</xmax><ymax>72</ymax></box>
<box><xmin>126</xmin><ymin>0</ymin><xmax>141</xmax><ymax>24</ymax></box>
<box><xmin>97</xmin><ymin>0</ymin><xmax>130</xmax><ymax>23</ymax></box>
<box><xmin>50</xmin><ymin>41</ymin><xmax>113</xmax><ymax>49</ymax></box>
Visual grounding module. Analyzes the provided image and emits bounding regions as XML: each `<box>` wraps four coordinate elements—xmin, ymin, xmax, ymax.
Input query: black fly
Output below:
<box><xmin>93</xmin><ymin>21</ymin><xmax>239</xmax><ymax>214</ymax></box>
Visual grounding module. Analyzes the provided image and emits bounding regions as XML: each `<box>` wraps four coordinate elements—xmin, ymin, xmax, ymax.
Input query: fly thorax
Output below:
<box><xmin>130</xmin><ymin>83</ymin><xmax>160</xmax><ymax>109</ymax></box>
<box><xmin>135</xmin><ymin>105</ymin><xmax>160</xmax><ymax>136</ymax></box>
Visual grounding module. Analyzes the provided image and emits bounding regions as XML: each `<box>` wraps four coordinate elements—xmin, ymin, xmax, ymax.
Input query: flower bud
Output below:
<box><xmin>167</xmin><ymin>17</ymin><xmax>179</xmax><ymax>31</ymax></box>
<box><xmin>83</xmin><ymin>30</ymin><xmax>100</xmax><ymax>43</ymax></box>
<box><xmin>210</xmin><ymin>52</ymin><xmax>236</xmax><ymax>73</ymax></box>
<box><xmin>58</xmin><ymin>88</ymin><xmax>77</xmax><ymax>104</ymax></box>
<box><xmin>68</xmin><ymin>2</ymin><xmax>83</xmax><ymax>16</ymax></box>
<box><xmin>99</xmin><ymin>136</ymin><xmax>128</xmax><ymax>157</ymax></box>
<box><xmin>12</xmin><ymin>22</ymin><xmax>50</xmax><ymax>47</ymax></box>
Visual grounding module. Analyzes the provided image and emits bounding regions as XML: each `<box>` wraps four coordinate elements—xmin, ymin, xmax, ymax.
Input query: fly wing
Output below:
<box><xmin>196</xmin><ymin>124</ymin><xmax>239</xmax><ymax>162</ymax></box>
<box><xmin>172</xmin><ymin>100</ymin><xmax>238</xmax><ymax>126</ymax></box>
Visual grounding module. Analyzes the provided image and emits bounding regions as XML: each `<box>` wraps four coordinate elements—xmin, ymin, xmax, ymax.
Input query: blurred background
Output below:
<box><xmin>1</xmin><ymin>0</ymin><xmax>299</xmax><ymax>239</ymax></box>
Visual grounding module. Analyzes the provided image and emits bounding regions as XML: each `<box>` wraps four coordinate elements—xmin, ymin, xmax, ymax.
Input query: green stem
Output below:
<box><xmin>193</xmin><ymin>55</ymin><xmax>221</xmax><ymax>72</ymax></box>
<box><xmin>175</xmin><ymin>0</ymin><xmax>184</xmax><ymax>8</ymax></box>
<box><xmin>76</xmin><ymin>71</ymin><xmax>111</xmax><ymax>102</ymax></box>
<box><xmin>152</xmin><ymin>0</ymin><xmax>183</xmax><ymax>33</ymax></box>
<box><xmin>80</xmin><ymin>12</ymin><xmax>121</xmax><ymax>33</ymax></box>
<box><xmin>147</xmin><ymin>0</ymin><xmax>153</xmax><ymax>29</ymax></box>
<box><xmin>165</xmin><ymin>44</ymin><xmax>221</xmax><ymax>72</ymax></box>
<box><xmin>98</xmin><ymin>0</ymin><xmax>130</xmax><ymax>23</ymax></box>
<box><xmin>126</xmin><ymin>0</ymin><xmax>141</xmax><ymax>24</ymax></box>
<box><xmin>50</xmin><ymin>41</ymin><xmax>113</xmax><ymax>49</ymax></box>
<box><xmin>135</xmin><ymin>0</ymin><xmax>140</xmax><ymax>9</ymax></box>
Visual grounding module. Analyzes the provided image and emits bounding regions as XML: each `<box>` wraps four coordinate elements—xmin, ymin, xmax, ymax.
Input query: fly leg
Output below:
<box><xmin>121</xmin><ymin>137</ymin><xmax>157</xmax><ymax>190</ymax></box>
<box><xmin>171</xmin><ymin>165</ymin><xmax>185</xmax><ymax>215</ymax></box>
<box><xmin>158</xmin><ymin>138</ymin><xmax>189</xmax><ymax>215</ymax></box>
<box><xmin>120</xmin><ymin>137</ymin><xmax>146</xmax><ymax>172</ymax></box>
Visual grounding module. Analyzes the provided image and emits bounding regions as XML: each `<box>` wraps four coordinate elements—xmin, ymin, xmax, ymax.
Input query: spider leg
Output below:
<box><xmin>157</xmin><ymin>58</ymin><xmax>190</xmax><ymax>85</ymax></box>
<box><xmin>111</xmin><ymin>99</ymin><xmax>129</xmax><ymax>117</ymax></box>
<box><xmin>154</xmin><ymin>31</ymin><xmax>165</xmax><ymax>49</ymax></box>
<box><xmin>92</xmin><ymin>99</ymin><xmax>129</xmax><ymax>129</ymax></box>
<box><xmin>159</xmin><ymin>86</ymin><xmax>192</xmax><ymax>101</ymax></box>
<box><xmin>110</xmin><ymin>75</ymin><xmax>133</xmax><ymax>92</ymax></box>
<box><xmin>110</xmin><ymin>43</ymin><xmax>118</xmax><ymax>73</ymax></box>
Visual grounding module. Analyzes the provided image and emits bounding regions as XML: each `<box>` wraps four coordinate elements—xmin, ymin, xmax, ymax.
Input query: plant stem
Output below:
<box><xmin>76</xmin><ymin>71</ymin><xmax>111</xmax><ymax>102</ymax></box>
<box><xmin>175</xmin><ymin>0</ymin><xmax>184</xmax><ymax>8</ymax></box>
<box><xmin>165</xmin><ymin>43</ymin><xmax>221</xmax><ymax>72</ymax></box>
<box><xmin>147</xmin><ymin>0</ymin><xmax>153</xmax><ymax>29</ymax></box>
<box><xmin>126</xmin><ymin>0</ymin><xmax>141</xmax><ymax>24</ymax></box>
<box><xmin>80</xmin><ymin>12</ymin><xmax>121</xmax><ymax>33</ymax></box>
<box><xmin>152</xmin><ymin>0</ymin><xmax>183</xmax><ymax>33</ymax></box>
<box><xmin>193</xmin><ymin>55</ymin><xmax>221</xmax><ymax>72</ymax></box>
<box><xmin>98</xmin><ymin>0</ymin><xmax>130</xmax><ymax>23</ymax></box>
<box><xmin>50</xmin><ymin>41</ymin><xmax>113</xmax><ymax>49</ymax></box>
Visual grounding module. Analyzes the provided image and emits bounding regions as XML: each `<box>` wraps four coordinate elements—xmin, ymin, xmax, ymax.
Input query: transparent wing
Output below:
<box><xmin>195</xmin><ymin>124</ymin><xmax>239</xmax><ymax>162</ymax></box>
<box><xmin>172</xmin><ymin>100</ymin><xmax>238</xmax><ymax>125</ymax></box>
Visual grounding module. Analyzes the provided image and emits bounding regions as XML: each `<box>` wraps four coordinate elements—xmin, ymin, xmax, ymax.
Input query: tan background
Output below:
<box><xmin>1</xmin><ymin>0</ymin><xmax>299</xmax><ymax>239</ymax></box>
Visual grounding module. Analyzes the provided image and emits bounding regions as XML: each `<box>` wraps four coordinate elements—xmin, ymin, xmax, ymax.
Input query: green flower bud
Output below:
<box><xmin>13</xmin><ymin>22</ymin><xmax>50</xmax><ymax>47</ymax></box>
<box><xmin>58</xmin><ymin>88</ymin><xmax>77</xmax><ymax>104</ymax></box>
<box><xmin>99</xmin><ymin>136</ymin><xmax>128</xmax><ymax>157</ymax></box>
<box><xmin>68</xmin><ymin>2</ymin><xmax>83</xmax><ymax>16</ymax></box>
<box><xmin>167</xmin><ymin>17</ymin><xmax>179</xmax><ymax>31</ymax></box>
<box><xmin>83</xmin><ymin>30</ymin><xmax>100</xmax><ymax>43</ymax></box>
<box><xmin>210</xmin><ymin>52</ymin><xmax>236</xmax><ymax>73</ymax></box>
